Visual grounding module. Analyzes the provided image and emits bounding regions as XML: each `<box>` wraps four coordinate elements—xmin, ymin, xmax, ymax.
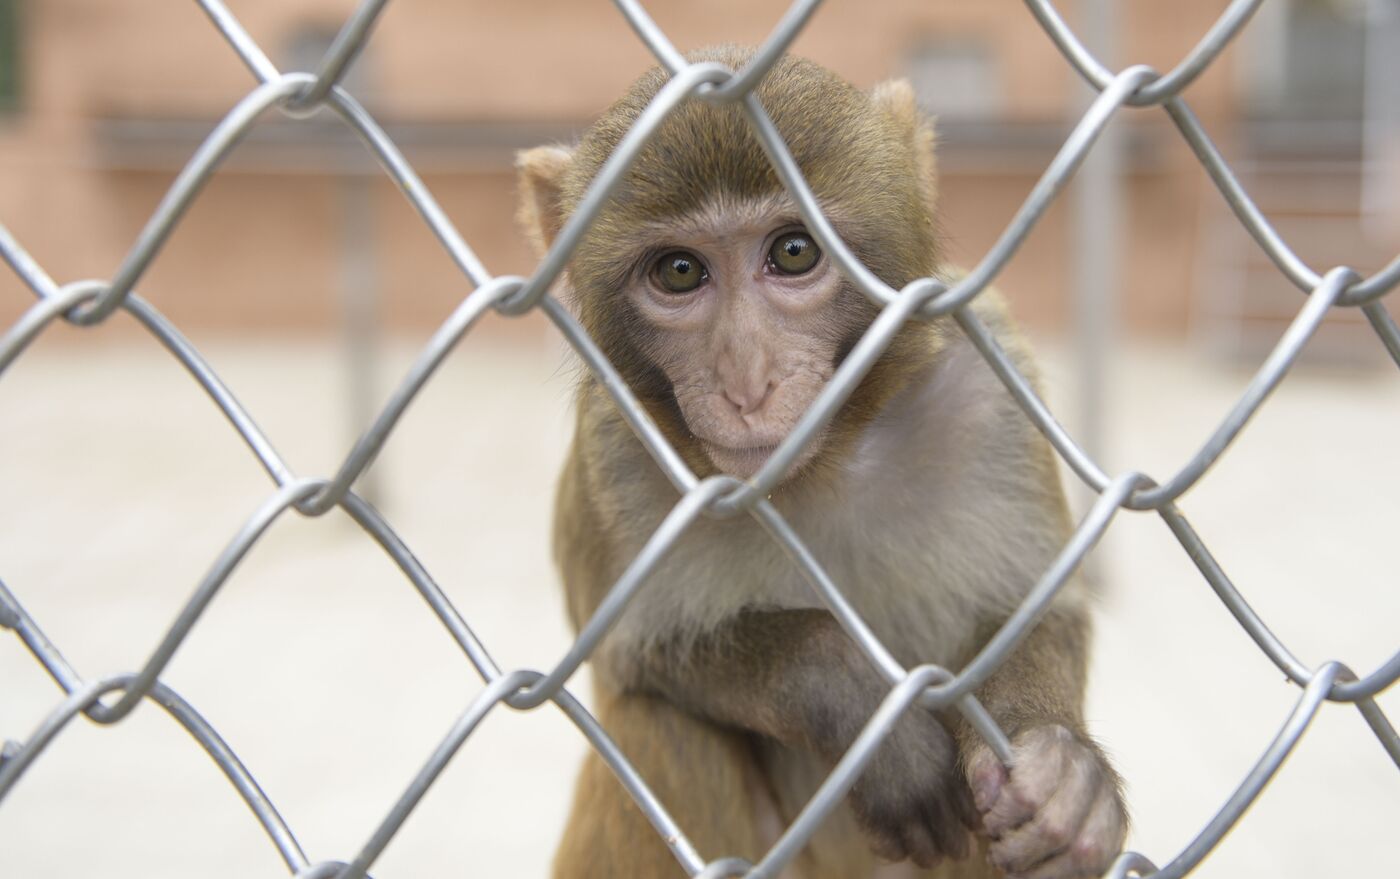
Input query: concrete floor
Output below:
<box><xmin>0</xmin><ymin>318</ymin><xmax>1396</xmax><ymax>878</ymax></box>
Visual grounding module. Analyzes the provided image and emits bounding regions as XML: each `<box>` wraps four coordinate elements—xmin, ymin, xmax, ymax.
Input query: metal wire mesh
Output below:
<box><xmin>1</xmin><ymin>1</ymin><xmax>1398</xmax><ymax>877</ymax></box>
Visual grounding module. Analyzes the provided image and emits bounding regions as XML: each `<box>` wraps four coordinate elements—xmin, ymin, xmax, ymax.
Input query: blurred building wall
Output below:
<box><xmin>0</xmin><ymin>0</ymin><xmax>1394</xmax><ymax>348</ymax></box>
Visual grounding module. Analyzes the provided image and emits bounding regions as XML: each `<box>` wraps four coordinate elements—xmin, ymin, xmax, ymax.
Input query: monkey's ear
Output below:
<box><xmin>871</xmin><ymin>79</ymin><xmax>939</xmax><ymax>211</ymax></box>
<box><xmin>516</xmin><ymin>145</ymin><xmax>574</xmax><ymax>256</ymax></box>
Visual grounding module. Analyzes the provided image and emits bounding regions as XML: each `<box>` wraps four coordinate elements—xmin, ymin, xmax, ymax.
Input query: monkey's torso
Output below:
<box><xmin>555</xmin><ymin>293</ymin><xmax>1081</xmax><ymax>681</ymax></box>
<box><xmin>551</xmin><ymin>295</ymin><xmax>1088</xmax><ymax>877</ymax></box>
<box><xmin>537</xmin><ymin>47</ymin><xmax>1125</xmax><ymax>879</ymax></box>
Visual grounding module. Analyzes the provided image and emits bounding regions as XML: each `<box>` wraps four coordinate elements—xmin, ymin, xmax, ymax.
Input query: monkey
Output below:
<box><xmin>515</xmin><ymin>46</ymin><xmax>1128</xmax><ymax>879</ymax></box>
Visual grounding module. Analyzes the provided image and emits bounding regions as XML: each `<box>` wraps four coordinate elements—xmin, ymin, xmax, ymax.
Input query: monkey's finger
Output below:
<box><xmin>966</xmin><ymin>743</ymin><xmax>1007</xmax><ymax>814</ymax></box>
<box><xmin>1011</xmin><ymin>853</ymin><xmax>1100</xmax><ymax>879</ymax></box>
<box><xmin>1040</xmin><ymin>786</ymin><xmax>1127</xmax><ymax>877</ymax></box>
<box><xmin>901</xmin><ymin>823</ymin><xmax>946</xmax><ymax>871</ymax></box>
<box><xmin>981</xmin><ymin>741</ymin><xmax>1071</xmax><ymax>838</ymax></box>
<box><xmin>868</xmin><ymin>823</ymin><xmax>912</xmax><ymax>867</ymax></box>
<box><xmin>920</xmin><ymin>790</ymin><xmax>974</xmax><ymax>861</ymax></box>
<box><xmin>903</xmin><ymin>820</ymin><xmax>951</xmax><ymax>869</ymax></box>
<box><xmin>868</xmin><ymin>829</ymin><xmax>911</xmax><ymax>865</ymax></box>
<box><xmin>986</xmin><ymin>753</ymin><xmax>1100</xmax><ymax>873</ymax></box>
<box><xmin>951</xmin><ymin>774</ymin><xmax>981</xmax><ymax>831</ymax></box>
<box><xmin>1009</xmin><ymin>794</ymin><xmax>1122</xmax><ymax>879</ymax></box>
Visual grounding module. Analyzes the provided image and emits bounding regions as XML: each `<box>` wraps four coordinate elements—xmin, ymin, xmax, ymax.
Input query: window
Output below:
<box><xmin>906</xmin><ymin>40</ymin><xmax>1002</xmax><ymax>119</ymax></box>
<box><xmin>282</xmin><ymin>23</ymin><xmax>373</xmax><ymax>99</ymax></box>
<box><xmin>1244</xmin><ymin>0</ymin><xmax>1368</xmax><ymax>117</ymax></box>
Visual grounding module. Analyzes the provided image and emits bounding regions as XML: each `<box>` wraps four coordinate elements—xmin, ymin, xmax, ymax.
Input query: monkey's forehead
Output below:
<box><xmin>563</xmin><ymin>52</ymin><xmax>907</xmax><ymax>220</ymax></box>
<box><xmin>631</xmin><ymin>193</ymin><xmax>793</xmax><ymax>239</ymax></box>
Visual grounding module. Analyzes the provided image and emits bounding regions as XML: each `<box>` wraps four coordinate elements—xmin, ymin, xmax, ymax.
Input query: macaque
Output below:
<box><xmin>516</xmin><ymin>46</ymin><xmax>1127</xmax><ymax>879</ymax></box>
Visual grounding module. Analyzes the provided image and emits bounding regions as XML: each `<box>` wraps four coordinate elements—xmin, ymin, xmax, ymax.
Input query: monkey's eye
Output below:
<box><xmin>654</xmin><ymin>251</ymin><xmax>708</xmax><ymax>294</ymax></box>
<box><xmin>769</xmin><ymin>232</ymin><xmax>821</xmax><ymax>275</ymax></box>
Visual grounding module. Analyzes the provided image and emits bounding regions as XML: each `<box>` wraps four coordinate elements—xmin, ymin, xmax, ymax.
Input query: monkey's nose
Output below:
<box><xmin>724</xmin><ymin>381</ymin><xmax>775</xmax><ymax>417</ymax></box>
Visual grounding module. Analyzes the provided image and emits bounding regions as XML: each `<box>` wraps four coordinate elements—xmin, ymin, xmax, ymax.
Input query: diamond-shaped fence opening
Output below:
<box><xmin>1</xmin><ymin>1</ymin><xmax>1397</xmax><ymax>878</ymax></box>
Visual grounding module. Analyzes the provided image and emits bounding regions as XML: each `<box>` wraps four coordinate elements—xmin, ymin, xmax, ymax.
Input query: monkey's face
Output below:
<box><xmin>620</xmin><ymin>201</ymin><xmax>848</xmax><ymax>479</ymax></box>
<box><xmin>517</xmin><ymin>46</ymin><xmax>945</xmax><ymax>486</ymax></box>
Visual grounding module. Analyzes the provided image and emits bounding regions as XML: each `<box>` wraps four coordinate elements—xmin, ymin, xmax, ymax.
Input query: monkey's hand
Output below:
<box><xmin>965</xmin><ymin>725</ymin><xmax>1127</xmax><ymax>879</ymax></box>
<box><xmin>847</xmin><ymin>709</ymin><xmax>977</xmax><ymax>869</ymax></box>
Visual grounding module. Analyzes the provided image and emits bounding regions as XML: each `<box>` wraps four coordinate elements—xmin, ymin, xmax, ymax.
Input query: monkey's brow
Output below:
<box><xmin>638</xmin><ymin>192</ymin><xmax>797</xmax><ymax>241</ymax></box>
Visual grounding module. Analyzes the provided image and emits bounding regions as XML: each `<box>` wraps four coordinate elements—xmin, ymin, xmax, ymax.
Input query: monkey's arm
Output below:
<box><xmin>625</xmin><ymin>607</ymin><xmax>976</xmax><ymax>868</ymax></box>
<box><xmin>625</xmin><ymin>600</ymin><xmax>1128</xmax><ymax>878</ymax></box>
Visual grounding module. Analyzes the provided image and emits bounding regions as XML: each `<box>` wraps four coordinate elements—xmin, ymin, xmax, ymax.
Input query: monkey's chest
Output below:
<box><xmin>605</xmin><ymin>501</ymin><xmax>973</xmax><ymax>668</ymax></box>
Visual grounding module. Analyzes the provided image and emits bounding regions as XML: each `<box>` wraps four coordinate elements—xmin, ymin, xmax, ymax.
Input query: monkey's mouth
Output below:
<box><xmin>700</xmin><ymin>441</ymin><xmax>779</xmax><ymax>480</ymax></box>
<box><xmin>700</xmin><ymin>433</ymin><xmax>827</xmax><ymax>483</ymax></box>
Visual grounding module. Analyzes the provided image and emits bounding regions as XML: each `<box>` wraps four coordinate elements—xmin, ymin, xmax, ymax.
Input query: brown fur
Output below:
<box><xmin>552</xmin><ymin>689</ymin><xmax>765</xmax><ymax>877</ymax></box>
<box><xmin>522</xmin><ymin>45</ymin><xmax>947</xmax><ymax>486</ymax></box>
<box><xmin>522</xmin><ymin>46</ymin><xmax>1124</xmax><ymax>879</ymax></box>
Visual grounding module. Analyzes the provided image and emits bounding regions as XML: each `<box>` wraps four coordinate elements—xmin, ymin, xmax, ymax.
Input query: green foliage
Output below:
<box><xmin>0</xmin><ymin>0</ymin><xmax>19</xmax><ymax>113</ymax></box>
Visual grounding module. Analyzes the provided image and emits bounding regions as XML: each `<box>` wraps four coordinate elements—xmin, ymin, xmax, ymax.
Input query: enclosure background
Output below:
<box><xmin>0</xmin><ymin>1</ymin><xmax>1397</xmax><ymax>877</ymax></box>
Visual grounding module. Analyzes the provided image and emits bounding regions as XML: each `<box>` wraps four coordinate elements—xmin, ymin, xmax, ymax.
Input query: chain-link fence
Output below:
<box><xmin>1</xmin><ymin>1</ymin><xmax>1397</xmax><ymax>877</ymax></box>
